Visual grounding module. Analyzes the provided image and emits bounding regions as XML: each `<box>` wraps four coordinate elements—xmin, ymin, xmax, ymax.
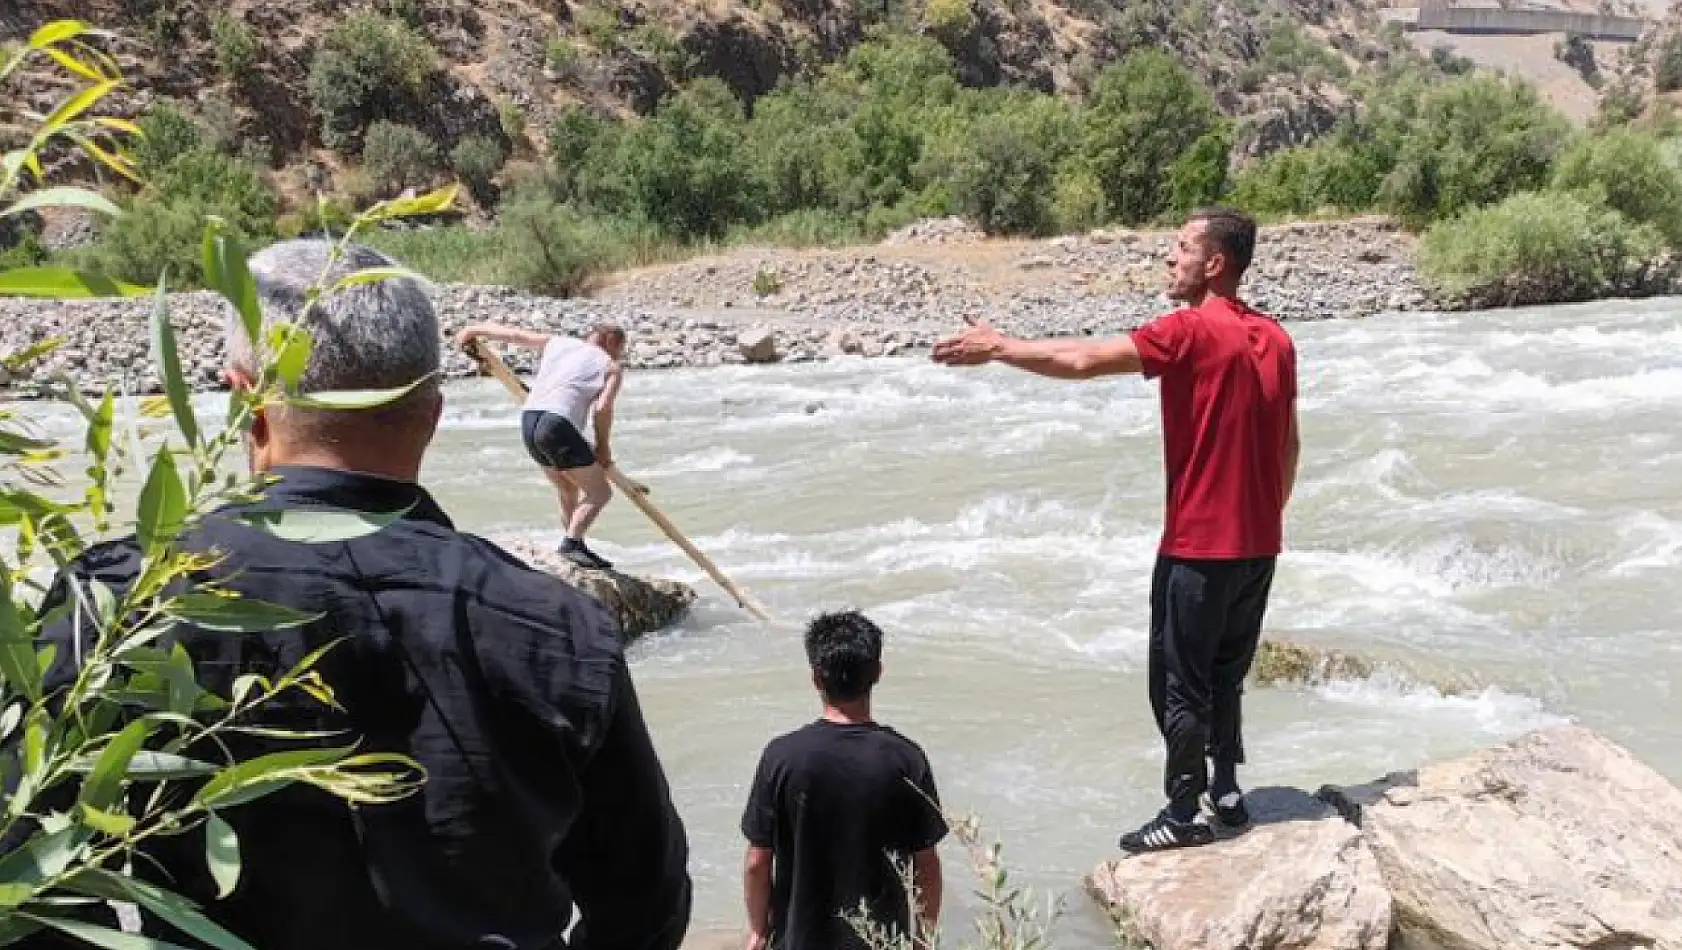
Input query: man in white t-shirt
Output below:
<box><xmin>457</xmin><ymin>321</ymin><xmax>626</xmax><ymax>570</ymax></box>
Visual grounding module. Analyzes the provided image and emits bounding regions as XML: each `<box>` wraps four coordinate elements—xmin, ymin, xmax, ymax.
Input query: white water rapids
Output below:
<box><xmin>17</xmin><ymin>297</ymin><xmax>1682</xmax><ymax>944</ymax></box>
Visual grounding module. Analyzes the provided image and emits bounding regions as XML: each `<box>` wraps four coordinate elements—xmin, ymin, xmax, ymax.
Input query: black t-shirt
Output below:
<box><xmin>741</xmin><ymin>720</ymin><xmax>948</xmax><ymax>950</ymax></box>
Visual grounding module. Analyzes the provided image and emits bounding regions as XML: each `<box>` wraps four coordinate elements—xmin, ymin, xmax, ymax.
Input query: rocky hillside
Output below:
<box><xmin>1605</xmin><ymin>0</ymin><xmax>1682</xmax><ymax>114</ymax></box>
<box><xmin>3</xmin><ymin>0</ymin><xmax>1408</xmax><ymax>209</ymax></box>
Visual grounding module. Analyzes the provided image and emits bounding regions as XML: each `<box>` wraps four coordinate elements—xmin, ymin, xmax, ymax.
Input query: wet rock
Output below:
<box><xmin>737</xmin><ymin>326</ymin><xmax>780</xmax><ymax>363</ymax></box>
<box><xmin>494</xmin><ymin>537</ymin><xmax>696</xmax><ymax>639</ymax></box>
<box><xmin>1087</xmin><ymin>788</ymin><xmax>1393</xmax><ymax>950</ymax></box>
<box><xmin>1326</xmin><ymin>725</ymin><xmax>1682</xmax><ymax>950</ymax></box>
<box><xmin>1250</xmin><ymin>639</ymin><xmax>1374</xmax><ymax>686</ymax></box>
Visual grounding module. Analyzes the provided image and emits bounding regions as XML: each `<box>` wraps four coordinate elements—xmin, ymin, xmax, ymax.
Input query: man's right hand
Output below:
<box><xmin>744</xmin><ymin>930</ymin><xmax>770</xmax><ymax>950</ymax></box>
<box><xmin>455</xmin><ymin>328</ymin><xmax>480</xmax><ymax>352</ymax></box>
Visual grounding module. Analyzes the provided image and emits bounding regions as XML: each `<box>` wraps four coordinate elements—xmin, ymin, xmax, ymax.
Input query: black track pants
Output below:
<box><xmin>1147</xmin><ymin>555</ymin><xmax>1277</xmax><ymax>806</ymax></box>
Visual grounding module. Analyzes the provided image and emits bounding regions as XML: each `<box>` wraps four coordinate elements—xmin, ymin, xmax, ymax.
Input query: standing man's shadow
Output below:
<box><xmin>1208</xmin><ymin>786</ymin><xmax>1340</xmax><ymax>841</ymax></box>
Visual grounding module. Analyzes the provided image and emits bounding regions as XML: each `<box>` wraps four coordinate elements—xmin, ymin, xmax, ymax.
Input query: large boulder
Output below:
<box><xmin>1087</xmin><ymin>788</ymin><xmax>1393</xmax><ymax>950</ymax></box>
<box><xmin>737</xmin><ymin>327</ymin><xmax>780</xmax><ymax>364</ymax></box>
<box><xmin>1325</xmin><ymin>725</ymin><xmax>1682</xmax><ymax>950</ymax></box>
<box><xmin>494</xmin><ymin>536</ymin><xmax>696</xmax><ymax>638</ymax></box>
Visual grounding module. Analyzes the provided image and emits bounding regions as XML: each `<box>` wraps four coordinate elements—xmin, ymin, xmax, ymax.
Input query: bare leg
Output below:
<box><xmin>562</xmin><ymin>464</ymin><xmax>613</xmax><ymax>540</ymax></box>
<box><xmin>542</xmin><ymin>467</ymin><xmax>578</xmax><ymax>531</ymax></box>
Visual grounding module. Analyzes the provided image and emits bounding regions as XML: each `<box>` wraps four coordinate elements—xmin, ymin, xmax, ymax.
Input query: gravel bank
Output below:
<box><xmin>0</xmin><ymin>218</ymin><xmax>1431</xmax><ymax>397</ymax></box>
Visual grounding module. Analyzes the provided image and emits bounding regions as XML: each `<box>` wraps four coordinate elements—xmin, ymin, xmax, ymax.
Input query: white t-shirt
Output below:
<box><xmin>522</xmin><ymin>337</ymin><xmax>611</xmax><ymax>432</ymax></box>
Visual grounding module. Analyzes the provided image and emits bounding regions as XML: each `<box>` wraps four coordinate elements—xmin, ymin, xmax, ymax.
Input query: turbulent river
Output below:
<box><xmin>20</xmin><ymin>297</ymin><xmax>1682</xmax><ymax>945</ymax></box>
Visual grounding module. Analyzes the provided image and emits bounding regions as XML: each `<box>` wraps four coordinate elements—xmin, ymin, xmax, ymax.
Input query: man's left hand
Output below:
<box><xmin>930</xmin><ymin>317</ymin><xmax>1006</xmax><ymax>366</ymax></box>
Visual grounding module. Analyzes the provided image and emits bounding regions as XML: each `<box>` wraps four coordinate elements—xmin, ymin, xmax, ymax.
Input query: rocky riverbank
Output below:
<box><xmin>3</xmin><ymin>217</ymin><xmax>1428</xmax><ymax>397</ymax></box>
<box><xmin>1089</xmin><ymin>724</ymin><xmax>1682</xmax><ymax>950</ymax></box>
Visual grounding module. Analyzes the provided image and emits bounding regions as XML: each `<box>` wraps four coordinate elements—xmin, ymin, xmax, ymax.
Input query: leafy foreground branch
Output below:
<box><xmin>846</xmin><ymin>813</ymin><xmax>1065</xmax><ymax>950</ymax></box>
<box><xmin>0</xmin><ymin>21</ymin><xmax>457</xmax><ymax>948</ymax></box>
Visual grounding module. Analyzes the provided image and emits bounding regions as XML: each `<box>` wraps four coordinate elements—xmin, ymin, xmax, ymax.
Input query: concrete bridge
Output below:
<box><xmin>1401</xmin><ymin>1</ymin><xmax>1648</xmax><ymax>41</ymax></box>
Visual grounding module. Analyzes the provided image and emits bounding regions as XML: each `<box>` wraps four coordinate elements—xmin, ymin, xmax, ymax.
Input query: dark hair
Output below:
<box><xmin>1188</xmin><ymin>207</ymin><xmax>1258</xmax><ymax>278</ymax></box>
<box><xmin>805</xmin><ymin>610</ymin><xmax>883</xmax><ymax>702</ymax></box>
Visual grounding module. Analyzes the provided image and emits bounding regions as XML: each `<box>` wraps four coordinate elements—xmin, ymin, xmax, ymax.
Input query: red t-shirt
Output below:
<box><xmin>1129</xmin><ymin>296</ymin><xmax>1297</xmax><ymax>560</ymax></box>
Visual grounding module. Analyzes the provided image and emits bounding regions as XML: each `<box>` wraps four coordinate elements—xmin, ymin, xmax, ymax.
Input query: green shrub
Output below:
<box><xmin>81</xmin><ymin>149</ymin><xmax>279</xmax><ymax>286</ymax></box>
<box><xmin>501</xmin><ymin>194</ymin><xmax>666</xmax><ymax>294</ymax></box>
<box><xmin>452</xmin><ymin>134</ymin><xmax>507</xmax><ymax>196</ymax></box>
<box><xmin>923</xmin><ymin>0</ymin><xmax>975</xmax><ymax>39</ymax></box>
<box><xmin>361</xmin><ymin>121</ymin><xmax>440</xmax><ymax>194</ymax></box>
<box><xmin>1595</xmin><ymin>77</ymin><xmax>1646</xmax><ymax>128</ymax></box>
<box><xmin>948</xmin><ymin>110</ymin><xmax>1061</xmax><ymax>235</ymax></box>
<box><xmin>546</xmin><ymin>35</ymin><xmax>584</xmax><ymax>77</ymax></box>
<box><xmin>500</xmin><ymin>100</ymin><xmax>528</xmax><ymax>141</ymax></box>
<box><xmin>1051</xmin><ymin>164</ymin><xmax>1106</xmax><ymax>232</ymax></box>
<box><xmin>1083</xmin><ymin>50</ymin><xmax>1222</xmax><ymax>225</ymax></box>
<box><xmin>307</xmin><ymin>12</ymin><xmax>436</xmax><ymax>149</ymax></box>
<box><xmin>1228</xmin><ymin>140</ymin><xmax>1384</xmax><ymax>217</ymax></box>
<box><xmin>1656</xmin><ymin>33</ymin><xmax>1682</xmax><ymax>93</ymax></box>
<box><xmin>133</xmin><ymin>102</ymin><xmax>203</xmax><ymax>176</ymax></box>
<box><xmin>210</xmin><ymin>11</ymin><xmax>259</xmax><ymax>79</ymax></box>
<box><xmin>1259</xmin><ymin>21</ymin><xmax>1348</xmax><ymax>84</ymax></box>
<box><xmin>548</xmin><ymin>106</ymin><xmax>628</xmax><ymax>206</ymax></box>
<box><xmin>1419</xmin><ymin>189</ymin><xmax>1664</xmax><ymax>300</ymax></box>
<box><xmin>0</xmin><ymin>227</ymin><xmax>45</xmax><ymax>271</ymax></box>
<box><xmin>617</xmin><ymin>78</ymin><xmax>761</xmax><ymax>238</ymax></box>
<box><xmin>152</xmin><ymin>149</ymin><xmax>279</xmax><ymax>232</ymax></box>
<box><xmin>1167</xmin><ymin>124</ymin><xmax>1231</xmax><ymax>215</ymax></box>
<box><xmin>78</xmin><ymin>199</ymin><xmax>233</xmax><ymax>286</ymax></box>
<box><xmin>628</xmin><ymin>23</ymin><xmax>690</xmax><ymax>78</ymax></box>
<box><xmin>199</xmin><ymin>93</ymin><xmax>241</xmax><ymax>153</ymax></box>
<box><xmin>1377</xmin><ymin>74</ymin><xmax>1570</xmax><ymax>226</ymax></box>
<box><xmin>1547</xmin><ymin>130</ymin><xmax>1682</xmax><ymax>248</ymax></box>
<box><xmin>575</xmin><ymin>3</ymin><xmax>621</xmax><ymax>50</ymax></box>
<box><xmin>277</xmin><ymin>197</ymin><xmax>356</xmax><ymax>238</ymax></box>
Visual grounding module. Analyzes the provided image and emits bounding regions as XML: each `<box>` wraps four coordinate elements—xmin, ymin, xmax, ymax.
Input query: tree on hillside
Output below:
<box><xmin>1374</xmin><ymin>74</ymin><xmax>1570</xmax><ymax>226</ymax></box>
<box><xmin>1081</xmin><ymin>50</ymin><xmax>1221</xmax><ymax>226</ymax></box>
<box><xmin>618</xmin><ymin>78</ymin><xmax>762</xmax><ymax>239</ymax></box>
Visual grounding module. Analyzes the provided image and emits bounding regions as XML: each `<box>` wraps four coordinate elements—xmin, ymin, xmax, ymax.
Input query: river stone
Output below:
<box><xmin>493</xmin><ymin>536</ymin><xmax>696</xmax><ymax>638</ymax></box>
<box><xmin>1086</xmin><ymin>787</ymin><xmax>1393</xmax><ymax>950</ymax></box>
<box><xmin>1328</xmin><ymin>725</ymin><xmax>1682</xmax><ymax>950</ymax></box>
<box><xmin>738</xmin><ymin>327</ymin><xmax>779</xmax><ymax>363</ymax></box>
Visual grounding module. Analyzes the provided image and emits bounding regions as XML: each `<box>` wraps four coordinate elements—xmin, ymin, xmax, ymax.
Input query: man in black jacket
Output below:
<box><xmin>31</xmin><ymin>240</ymin><xmax>691</xmax><ymax>950</ymax></box>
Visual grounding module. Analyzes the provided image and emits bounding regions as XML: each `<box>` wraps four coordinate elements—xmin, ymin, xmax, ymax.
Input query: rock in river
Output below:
<box><xmin>1088</xmin><ymin>726</ymin><xmax>1682</xmax><ymax>950</ymax></box>
<box><xmin>494</xmin><ymin>536</ymin><xmax>696</xmax><ymax>638</ymax></box>
<box><xmin>1328</xmin><ymin>724</ymin><xmax>1682</xmax><ymax>950</ymax></box>
<box><xmin>1088</xmin><ymin>787</ymin><xmax>1393</xmax><ymax>950</ymax></box>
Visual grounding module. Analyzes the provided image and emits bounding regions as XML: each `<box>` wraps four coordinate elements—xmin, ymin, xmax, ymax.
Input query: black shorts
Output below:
<box><xmin>522</xmin><ymin>410</ymin><xmax>596</xmax><ymax>470</ymax></box>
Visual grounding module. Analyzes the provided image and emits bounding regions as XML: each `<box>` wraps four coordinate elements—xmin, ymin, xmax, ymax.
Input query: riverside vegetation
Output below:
<box><xmin>7</xmin><ymin>4</ymin><xmax>1682</xmax><ymax>308</ymax></box>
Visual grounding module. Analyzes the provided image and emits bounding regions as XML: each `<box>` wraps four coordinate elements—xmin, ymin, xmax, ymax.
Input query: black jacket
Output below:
<box><xmin>30</xmin><ymin>465</ymin><xmax>690</xmax><ymax>950</ymax></box>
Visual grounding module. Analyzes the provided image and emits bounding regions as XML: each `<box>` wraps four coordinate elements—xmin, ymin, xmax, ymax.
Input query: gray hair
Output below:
<box><xmin>226</xmin><ymin>239</ymin><xmax>439</xmax><ymax>396</ymax></box>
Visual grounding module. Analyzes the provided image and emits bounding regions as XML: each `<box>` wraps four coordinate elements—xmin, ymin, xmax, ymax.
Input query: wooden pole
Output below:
<box><xmin>464</xmin><ymin>340</ymin><xmax>775</xmax><ymax>624</ymax></box>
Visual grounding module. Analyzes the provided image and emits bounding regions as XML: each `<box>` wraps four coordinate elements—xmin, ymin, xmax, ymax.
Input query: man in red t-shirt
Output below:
<box><xmin>931</xmin><ymin>208</ymin><xmax>1300</xmax><ymax>853</ymax></box>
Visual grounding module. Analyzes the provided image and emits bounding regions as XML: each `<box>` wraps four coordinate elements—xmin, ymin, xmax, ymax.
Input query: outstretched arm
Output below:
<box><xmin>456</xmin><ymin>322</ymin><xmax>551</xmax><ymax>352</ymax></box>
<box><xmin>930</xmin><ymin>318</ymin><xmax>1143</xmax><ymax>380</ymax></box>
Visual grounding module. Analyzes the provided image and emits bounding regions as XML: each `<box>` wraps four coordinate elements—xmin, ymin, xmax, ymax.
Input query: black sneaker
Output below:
<box><xmin>1118</xmin><ymin>811</ymin><xmax>1213</xmax><ymax>854</ymax></box>
<box><xmin>558</xmin><ymin>538</ymin><xmax>613</xmax><ymax>571</ymax></box>
<box><xmin>1205</xmin><ymin>790</ymin><xmax>1250</xmax><ymax>827</ymax></box>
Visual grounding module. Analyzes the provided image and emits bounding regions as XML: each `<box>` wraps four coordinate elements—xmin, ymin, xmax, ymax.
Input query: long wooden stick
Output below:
<box><xmin>465</xmin><ymin>341</ymin><xmax>775</xmax><ymax>624</ymax></box>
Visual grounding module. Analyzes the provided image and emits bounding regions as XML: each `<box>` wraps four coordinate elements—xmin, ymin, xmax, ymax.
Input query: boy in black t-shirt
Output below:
<box><xmin>741</xmin><ymin>611</ymin><xmax>948</xmax><ymax>950</ymax></box>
